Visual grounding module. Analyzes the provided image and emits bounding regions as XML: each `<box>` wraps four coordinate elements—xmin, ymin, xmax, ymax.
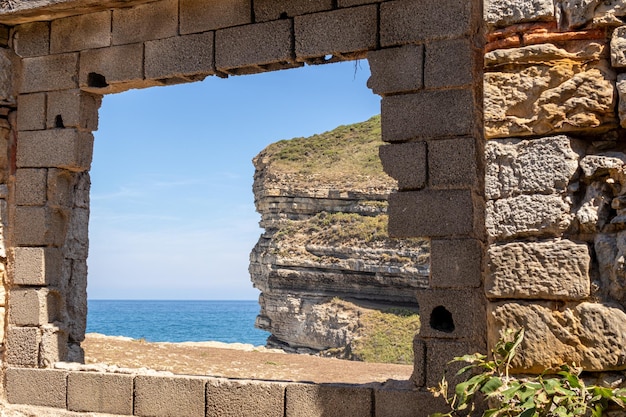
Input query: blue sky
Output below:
<box><xmin>87</xmin><ymin>60</ymin><xmax>382</xmax><ymax>300</ymax></box>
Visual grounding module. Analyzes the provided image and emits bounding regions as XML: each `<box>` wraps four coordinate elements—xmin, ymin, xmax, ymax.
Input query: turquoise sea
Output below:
<box><xmin>86</xmin><ymin>300</ymin><xmax>271</xmax><ymax>346</ymax></box>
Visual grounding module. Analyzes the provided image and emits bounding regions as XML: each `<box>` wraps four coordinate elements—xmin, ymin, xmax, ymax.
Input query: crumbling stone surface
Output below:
<box><xmin>484</xmin><ymin>0</ymin><xmax>554</xmax><ymax>28</ymax></box>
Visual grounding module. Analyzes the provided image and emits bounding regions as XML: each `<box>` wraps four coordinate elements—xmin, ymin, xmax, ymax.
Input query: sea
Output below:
<box><xmin>86</xmin><ymin>300</ymin><xmax>271</xmax><ymax>346</ymax></box>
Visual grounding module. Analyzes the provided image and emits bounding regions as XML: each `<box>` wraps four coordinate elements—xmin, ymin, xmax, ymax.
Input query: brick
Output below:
<box><xmin>425</xmin><ymin>38</ymin><xmax>477</xmax><ymax>88</ymax></box>
<box><xmin>431</xmin><ymin>239</ymin><xmax>483</xmax><ymax>289</ymax></box>
<box><xmin>15</xmin><ymin>168</ymin><xmax>46</xmax><ymax>206</ymax></box>
<box><xmin>14</xmin><ymin>21</ymin><xmax>50</xmax><ymax>57</ymax></box>
<box><xmin>6</xmin><ymin>368</ymin><xmax>67</xmax><ymax>408</ymax></box>
<box><xmin>68</xmin><ymin>372</ymin><xmax>133</xmax><ymax>415</ymax></box>
<box><xmin>51</xmin><ymin>11</ymin><xmax>111</xmax><ymax>53</ymax></box>
<box><xmin>21</xmin><ymin>53</ymin><xmax>78</xmax><ymax>93</ymax></box>
<box><xmin>216</xmin><ymin>20</ymin><xmax>294</xmax><ymax>71</ymax></box>
<box><xmin>47</xmin><ymin>89</ymin><xmax>102</xmax><ymax>131</ymax></box>
<box><xmin>79</xmin><ymin>43</ymin><xmax>143</xmax><ymax>91</ymax></box>
<box><xmin>388</xmin><ymin>189</ymin><xmax>480</xmax><ymax>238</ymax></box>
<box><xmin>380</xmin><ymin>0</ymin><xmax>475</xmax><ymax>46</ymax></box>
<box><xmin>295</xmin><ymin>6</ymin><xmax>377</xmax><ymax>60</ymax></box>
<box><xmin>206</xmin><ymin>379</ymin><xmax>286</xmax><ymax>417</ymax></box>
<box><xmin>6</xmin><ymin>326</ymin><xmax>40</xmax><ymax>366</ymax></box>
<box><xmin>381</xmin><ymin>89</ymin><xmax>478</xmax><ymax>141</ymax></box>
<box><xmin>379</xmin><ymin>142</ymin><xmax>426</xmax><ymax>191</ymax></box>
<box><xmin>181</xmin><ymin>0</ymin><xmax>252</xmax><ymax>34</ymax></box>
<box><xmin>254</xmin><ymin>0</ymin><xmax>332</xmax><ymax>22</ymax></box>
<box><xmin>112</xmin><ymin>0</ymin><xmax>178</xmax><ymax>45</ymax></box>
<box><xmin>14</xmin><ymin>206</ymin><xmax>67</xmax><ymax>246</ymax></box>
<box><xmin>367</xmin><ymin>45</ymin><xmax>423</xmax><ymax>96</ymax></box>
<box><xmin>134</xmin><ymin>375</ymin><xmax>206</xmax><ymax>417</ymax></box>
<box><xmin>375</xmin><ymin>387</ymin><xmax>448</xmax><ymax>417</ymax></box>
<box><xmin>17</xmin><ymin>129</ymin><xmax>93</xmax><ymax>171</ymax></box>
<box><xmin>12</xmin><ymin>247</ymin><xmax>63</xmax><ymax>286</ymax></box>
<box><xmin>416</xmin><ymin>288</ymin><xmax>486</xmax><ymax>341</ymax></box>
<box><xmin>428</xmin><ymin>137</ymin><xmax>479</xmax><ymax>188</ymax></box>
<box><xmin>286</xmin><ymin>384</ymin><xmax>372</xmax><ymax>417</ymax></box>
<box><xmin>424</xmin><ymin>339</ymin><xmax>486</xmax><ymax>389</ymax></box>
<box><xmin>9</xmin><ymin>287</ymin><xmax>61</xmax><ymax>326</ymax></box>
<box><xmin>17</xmin><ymin>93</ymin><xmax>46</xmax><ymax>131</ymax></box>
<box><xmin>145</xmin><ymin>32</ymin><xmax>215</xmax><ymax>80</ymax></box>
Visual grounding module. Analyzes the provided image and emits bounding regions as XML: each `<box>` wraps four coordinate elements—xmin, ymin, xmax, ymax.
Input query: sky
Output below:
<box><xmin>87</xmin><ymin>60</ymin><xmax>382</xmax><ymax>300</ymax></box>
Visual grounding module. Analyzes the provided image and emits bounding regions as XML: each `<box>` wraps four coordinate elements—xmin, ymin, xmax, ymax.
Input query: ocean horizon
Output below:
<box><xmin>86</xmin><ymin>299</ymin><xmax>271</xmax><ymax>346</ymax></box>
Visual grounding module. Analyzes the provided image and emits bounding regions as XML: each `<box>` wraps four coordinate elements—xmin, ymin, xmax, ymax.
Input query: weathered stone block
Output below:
<box><xmin>379</xmin><ymin>142</ymin><xmax>427</xmax><ymax>191</ymax></box>
<box><xmin>484</xmin><ymin>0</ymin><xmax>554</xmax><ymax>28</ymax></box>
<box><xmin>255</xmin><ymin>0</ymin><xmax>332</xmax><ymax>22</ymax></box>
<box><xmin>112</xmin><ymin>0</ymin><xmax>177</xmax><ymax>45</ymax></box>
<box><xmin>216</xmin><ymin>20</ymin><xmax>293</xmax><ymax>71</ymax></box>
<box><xmin>51</xmin><ymin>11</ymin><xmax>111</xmax><ymax>53</ymax></box>
<box><xmin>14</xmin><ymin>21</ymin><xmax>50</xmax><ymax>57</ymax></box>
<box><xmin>9</xmin><ymin>287</ymin><xmax>60</xmax><ymax>326</ymax></box>
<box><xmin>294</xmin><ymin>6</ymin><xmax>377</xmax><ymax>59</ymax></box>
<box><xmin>21</xmin><ymin>53</ymin><xmax>78</xmax><ymax>93</ymax></box>
<box><xmin>180</xmin><ymin>0</ymin><xmax>251</xmax><ymax>34</ymax></box>
<box><xmin>17</xmin><ymin>129</ymin><xmax>93</xmax><ymax>171</ymax></box>
<box><xmin>488</xmin><ymin>301</ymin><xmax>626</xmax><ymax>373</ymax></box>
<box><xmin>388</xmin><ymin>189</ymin><xmax>480</xmax><ymax>238</ymax></box>
<box><xmin>367</xmin><ymin>45</ymin><xmax>423</xmax><ymax>96</ymax></box>
<box><xmin>431</xmin><ymin>239</ymin><xmax>482</xmax><ymax>288</ymax></box>
<box><xmin>145</xmin><ymin>32</ymin><xmax>215</xmax><ymax>80</ymax></box>
<box><xmin>555</xmin><ymin>0</ymin><xmax>626</xmax><ymax>30</ymax></box>
<box><xmin>487</xmin><ymin>240</ymin><xmax>590</xmax><ymax>300</ymax></box>
<box><xmin>6</xmin><ymin>368</ymin><xmax>67</xmax><ymax>408</ymax></box>
<box><xmin>68</xmin><ymin>372</ymin><xmax>133</xmax><ymax>415</ymax></box>
<box><xmin>17</xmin><ymin>93</ymin><xmax>46</xmax><ymax>131</ymax></box>
<box><xmin>47</xmin><ymin>89</ymin><xmax>102</xmax><ymax>131</ymax></box>
<box><xmin>206</xmin><ymin>379</ymin><xmax>286</xmax><ymax>417</ymax></box>
<box><xmin>40</xmin><ymin>324</ymin><xmax>68</xmax><ymax>366</ymax></box>
<box><xmin>79</xmin><ymin>43</ymin><xmax>143</xmax><ymax>91</ymax></box>
<box><xmin>617</xmin><ymin>74</ymin><xmax>626</xmax><ymax>128</ymax></box>
<box><xmin>411</xmin><ymin>337</ymin><xmax>425</xmax><ymax>387</ymax></box>
<box><xmin>12</xmin><ymin>247</ymin><xmax>63</xmax><ymax>286</ymax></box>
<box><xmin>424</xmin><ymin>339</ymin><xmax>487</xmax><ymax>388</ymax></box>
<box><xmin>611</xmin><ymin>26</ymin><xmax>626</xmax><ymax>67</ymax></box>
<box><xmin>375</xmin><ymin>387</ymin><xmax>448</xmax><ymax>417</ymax></box>
<box><xmin>286</xmin><ymin>384</ymin><xmax>372</xmax><ymax>417</ymax></box>
<box><xmin>382</xmin><ymin>89</ymin><xmax>477</xmax><ymax>142</ymax></box>
<box><xmin>486</xmin><ymin>194</ymin><xmax>573</xmax><ymax>241</ymax></box>
<box><xmin>14</xmin><ymin>206</ymin><xmax>66</xmax><ymax>246</ymax></box>
<box><xmin>6</xmin><ymin>326</ymin><xmax>39</xmax><ymax>366</ymax></box>
<box><xmin>15</xmin><ymin>168</ymin><xmax>46</xmax><ymax>206</ymax></box>
<box><xmin>425</xmin><ymin>38</ymin><xmax>476</xmax><ymax>89</ymax></box>
<box><xmin>429</xmin><ymin>137</ymin><xmax>478</xmax><ymax>188</ymax></box>
<box><xmin>47</xmin><ymin>168</ymin><xmax>74</xmax><ymax>208</ymax></box>
<box><xmin>380</xmin><ymin>0</ymin><xmax>474</xmax><ymax>46</ymax></box>
<box><xmin>485</xmin><ymin>136</ymin><xmax>583</xmax><ymax>200</ymax></box>
<box><xmin>134</xmin><ymin>375</ymin><xmax>206</xmax><ymax>417</ymax></box>
<box><xmin>65</xmin><ymin>207</ymin><xmax>89</xmax><ymax>260</ymax></box>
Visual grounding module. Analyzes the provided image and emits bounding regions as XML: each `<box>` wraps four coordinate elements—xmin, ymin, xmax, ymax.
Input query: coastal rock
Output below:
<box><xmin>484</xmin><ymin>0</ymin><xmax>554</xmax><ymax>28</ymax></box>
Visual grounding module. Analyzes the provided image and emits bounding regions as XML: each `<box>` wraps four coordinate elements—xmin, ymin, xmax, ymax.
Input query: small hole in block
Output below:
<box><xmin>55</xmin><ymin>115</ymin><xmax>65</xmax><ymax>128</ymax></box>
<box><xmin>88</xmin><ymin>72</ymin><xmax>109</xmax><ymax>88</ymax></box>
<box><xmin>430</xmin><ymin>305</ymin><xmax>454</xmax><ymax>333</ymax></box>
<box><xmin>279</xmin><ymin>12</ymin><xmax>288</xmax><ymax>19</ymax></box>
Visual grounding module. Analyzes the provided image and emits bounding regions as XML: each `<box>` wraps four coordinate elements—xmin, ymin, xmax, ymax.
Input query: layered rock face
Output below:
<box><xmin>485</xmin><ymin>0</ymin><xmax>626</xmax><ymax>373</ymax></box>
<box><xmin>249</xmin><ymin>116</ymin><xmax>429</xmax><ymax>353</ymax></box>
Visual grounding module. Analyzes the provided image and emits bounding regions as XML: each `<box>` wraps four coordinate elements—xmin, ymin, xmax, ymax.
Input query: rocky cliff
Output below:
<box><xmin>249</xmin><ymin>115</ymin><xmax>429</xmax><ymax>356</ymax></box>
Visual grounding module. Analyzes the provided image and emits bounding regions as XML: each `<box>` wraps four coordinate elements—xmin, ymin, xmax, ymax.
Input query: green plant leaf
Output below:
<box><xmin>481</xmin><ymin>377</ymin><xmax>504</xmax><ymax>394</ymax></box>
<box><xmin>519</xmin><ymin>406</ymin><xmax>536</xmax><ymax>417</ymax></box>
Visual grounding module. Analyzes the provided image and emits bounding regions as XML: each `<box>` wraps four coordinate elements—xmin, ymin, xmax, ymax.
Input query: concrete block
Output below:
<box><xmin>12</xmin><ymin>247</ymin><xmax>63</xmax><ymax>286</ymax></box>
<box><xmin>145</xmin><ymin>32</ymin><xmax>215</xmax><ymax>80</ymax></box>
<box><xmin>134</xmin><ymin>375</ymin><xmax>206</xmax><ymax>417</ymax></box>
<box><xmin>254</xmin><ymin>0</ymin><xmax>332</xmax><ymax>22</ymax></box>
<box><xmin>6</xmin><ymin>326</ymin><xmax>40</xmax><ymax>366</ymax></box>
<box><xmin>51</xmin><ymin>11</ymin><xmax>111</xmax><ymax>53</ymax></box>
<box><xmin>286</xmin><ymin>384</ymin><xmax>372</xmax><ymax>417</ymax></box>
<box><xmin>431</xmin><ymin>239</ymin><xmax>483</xmax><ymax>289</ymax></box>
<box><xmin>367</xmin><ymin>45</ymin><xmax>423</xmax><ymax>96</ymax></box>
<box><xmin>425</xmin><ymin>38</ymin><xmax>477</xmax><ymax>89</ymax></box>
<box><xmin>416</xmin><ymin>288</ymin><xmax>486</xmax><ymax>341</ymax></box>
<box><xmin>17</xmin><ymin>93</ymin><xmax>46</xmax><ymax>131</ymax></box>
<box><xmin>428</xmin><ymin>137</ymin><xmax>478</xmax><ymax>188</ymax></box>
<box><xmin>9</xmin><ymin>287</ymin><xmax>61</xmax><ymax>326</ymax></box>
<box><xmin>375</xmin><ymin>387</ymin><xmax>448</xmax><ymax>417</ymax></box>
<box><xmin>112</xmin><ymin>0</ymin><xmax>178</xmax><ymax>45</ymax></box>
<box><xmin>295</xmin><ymin>6</ymin><xmax>377</xmax><ymax>60</ymax></box>
<box><xmin>47</xmin><ymin>89</ymin><xmax>102</xmax><ymax>131</ymax></box>
<box><xmin>382</xmin><ymin>89</ymin><xmax>478</xmax><ymax>142</ymax></box>
<box><xmin>424</xmin><ymin>339</ymin><xmax>486</xmax><ymax>389</ymax></box>
<box><xmin>411</xmin><ymin>337</ymin><xmax>425</xmax><ymax>387</ymax></box>
<box><xmin>14</xmin><ymin>21</ymin><xmax>50</xmax><ymax>57</ymax></box>
<box><xmin>14</xmin><ymin>206</ymin><xmax>67</xmax><ymax>246</ymax></box>
<box><xmin>380</xmin><ymin>0</ymin><xmax>474</xmax><ymax>46</ymax></box>
<box><xmin>65</xmin><ymin>207</ymin><xmax>89</xmax><ymax>260</ymax></box>
<box><xmin>17</xmin><ymin>129</ymin><xmax>93</xmax><ymax>171</ymax></box>
<box><xmin>47</xmin><ymin>169</ymin><xmax>74</xmax><ymax>208</ymax></box>
<box><xmin>68</xmin><ymin>371</ymin><xmax>133</xmax><ymax>415</ymax></box>
<box><xmin>15</xmin><ymin>168</ymin><xmax>47</xmax><ymax>206</ymax></box>
<box><xmin>181</xmin><ymin>0</ymin><xmax>252</xmax><ymax>34</ymax></box>
<box><xmin>79</xmin><ymin>43</ymin><xmax>143</xmax><ymax>91</ymax></box>
<box><xmin>216</xmin><ymin>20</ymin><xmax>293</xmax><ymax>71</ymax></box>
<box><xmin>6</xmin><ymin>368</ymin><xmax>67</xmax><ymax>408</ymax></box>
<box><xmin>206</xmin><ymin>378</ymin><xmax>286</xmax><ymax>417</ymax></box>
<box><xmin>388</xmin><ymin>189</ymin><xmax>480</xmax><ymax>238</ymax></box>
<box><xmin>379</xmin><ymin>142</ymin><xmax>426</xmax><ymax>191</ymax></box>
<box><xmin>21</xmin><ymin>53</ymin><xmax>78</xmax><ymax>93</ymax></box>
<box><xmin>40</xmin><ymin>324</ymin><xmax>68</xmax><ymax>366</ymax></box>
